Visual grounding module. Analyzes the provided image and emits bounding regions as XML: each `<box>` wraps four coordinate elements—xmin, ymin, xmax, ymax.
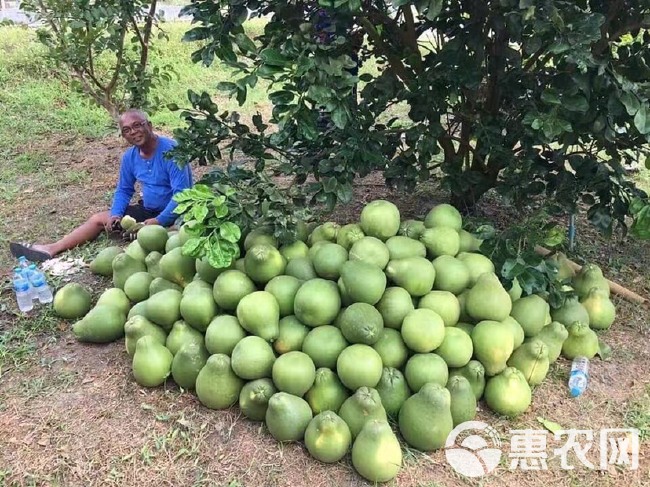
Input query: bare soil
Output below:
<box><xmin>0</xmin><ymin>136</ymin><xmax>648</xmax><ymax>487</ymax></box>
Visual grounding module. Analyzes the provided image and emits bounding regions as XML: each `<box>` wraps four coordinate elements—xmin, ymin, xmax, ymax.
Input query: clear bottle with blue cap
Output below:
<box><xmin>13</xmin><ymin>268</ymin><xmax>34</xmax><ymax>313</ymax></box>
<box><xmin>568</xmin><ymin>356</ymin><xmax>589</xmax><ymax>397</ymax></box>
<box><xmin>29</xmin><ymin>265</ymin><xmax>53</xmax><ymax>304</ymax></box>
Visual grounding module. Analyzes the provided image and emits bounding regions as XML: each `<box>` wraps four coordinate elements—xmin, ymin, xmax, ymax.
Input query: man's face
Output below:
<box><xmin>119</xmin><ymin>113</ymin><xmax>154</xmax><ymax>147</ymax></box>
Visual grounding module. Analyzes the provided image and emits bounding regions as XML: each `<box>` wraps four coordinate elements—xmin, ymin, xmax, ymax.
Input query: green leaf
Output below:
<box><xmin>191</xmin><ymin>204</ymin><xmax>209</xmax><ymax>223</ymax></box>
<box><xmin>619</xmin><ymin>92</ymin><xmax>640</xmax><ymax>116</ymax></box>
<box><xmin>424</xmin><ymin>0</ymin><xmax>443</xmax><ymax>20</ymax></box>
<box><xmin>181</xmin><ymin>237</ymin><xmax>205</xmax><ymax>257</ymax></box>
<box><xmin>562</xmin><ymin>95</ymin><xmax>588</xmax><ymax>113</ymax></box>
<box><xmin>597</xmin><ymin>338</ymin><xmax>613</xmax><ymax>361</ymax></box>
<box><xmin>219</xmin><ymin>222</ymin><xmax>242</xmax><ymax>243</ymax></box>
<box><xmin>260</xmin><ymin>48</ymin><xmax>290</xmax><ymax>67</ymax></box>
<box><xmin>634</xmin><ymin>104</ymin><xmax>650</xmax><ymax>134</ymax></box>
<box><xmin>536</xmin><ymin>417</ymin><xmax>563</xmax><ymax>433</ymax></box>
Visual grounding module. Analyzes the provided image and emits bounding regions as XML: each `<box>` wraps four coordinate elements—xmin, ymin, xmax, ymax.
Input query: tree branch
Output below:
<box><xmin>107</xmin><ymin>21</ymin><xmax>128</xmax><ymax>93</ymax></box>
<box><xmin>358</xmin><ymin>16</ymin><xmax>413</xmax><ymax>83</ymax></box>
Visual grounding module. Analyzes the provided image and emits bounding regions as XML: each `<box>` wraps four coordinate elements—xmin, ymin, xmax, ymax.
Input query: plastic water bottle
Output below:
<box><xmin>13</xmin><ymin>271</ymin><xmax>34</xmax><ymax>313</ymax></box>
<box><xmin>25</xmin><ymin>264</ymin><xmax>40</xmax><ymax>301</ymax></box>
<box><xmin>568</xmin><ymin>356</ymin><xmax>589</xmax><ymax>397</ymax></box>
<box><xmin>29</xmin><ymin>267</ymin><xmax>53</xmax><ymax>304</ymax></box>
<box><xmin>18</xmin><ymin>256</ymin><xmax>30</xmax><ymax>269</ymax></box>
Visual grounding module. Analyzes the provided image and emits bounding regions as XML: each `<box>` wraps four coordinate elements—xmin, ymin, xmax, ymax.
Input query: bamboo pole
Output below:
<box><xmin>534</xmin><ymin>245</ymin><xmax>648</xmax><ymax>307</ymax></box>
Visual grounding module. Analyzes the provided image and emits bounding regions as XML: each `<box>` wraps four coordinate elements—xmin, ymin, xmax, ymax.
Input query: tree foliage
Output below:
<box><xmin>21</xmin><ymin>0</ymin><xmax>173</xmax><ymax>119</ymax></box>
<box><xmin>173</xmin><ymin>0</ymin><xmax>650</xmax><ymax>242</ymax></box>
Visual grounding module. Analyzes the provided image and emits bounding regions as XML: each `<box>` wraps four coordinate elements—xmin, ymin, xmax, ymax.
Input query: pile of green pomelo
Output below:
<box><xmin>51</xmin><ymin>200</ymin><xmax>617</xmax><ymax>482</ymax></box>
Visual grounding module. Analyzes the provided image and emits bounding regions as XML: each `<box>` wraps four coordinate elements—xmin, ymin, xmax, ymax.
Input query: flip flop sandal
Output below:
<box><xmin>9</xmin><ymin>242</ymin><xmax>53</xmax><ymax>262</ymax></box>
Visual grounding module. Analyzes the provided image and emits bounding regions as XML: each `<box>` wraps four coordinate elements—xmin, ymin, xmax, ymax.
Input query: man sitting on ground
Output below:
<box><xmin>10</xmin><ymin>109</ymin><xmax>193</xmax><ymax>262</ymax></box>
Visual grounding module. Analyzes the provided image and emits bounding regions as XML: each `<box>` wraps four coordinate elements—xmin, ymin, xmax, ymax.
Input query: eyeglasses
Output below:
<box><xmin>121</xmin><ymin>121</ymin><xmax>148</xmax><ymax>135</ymax></box>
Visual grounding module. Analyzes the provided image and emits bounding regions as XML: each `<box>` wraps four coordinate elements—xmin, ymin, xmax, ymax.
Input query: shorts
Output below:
<box><xmin>124</xmin><ymin>201</ymin><xmax>159</xmax><ymax>223</ymax></box>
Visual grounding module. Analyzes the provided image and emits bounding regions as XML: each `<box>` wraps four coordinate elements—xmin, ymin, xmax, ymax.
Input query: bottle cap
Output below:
<box><xmin>14</xmin><ymin>279</ymin><xmax>29</xmax><ymax>292</ymax></box>
<box><xmin>570</xmin><ymin>386</ymin><xmax>582</xmax><ymax>398</ymax></box>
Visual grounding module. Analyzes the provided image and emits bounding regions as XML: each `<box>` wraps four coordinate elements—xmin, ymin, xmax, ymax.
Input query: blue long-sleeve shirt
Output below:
<box><xmin>110</xmin><ymin>136</ymin><xmax>193</xmax><ymax>226</ymax></box>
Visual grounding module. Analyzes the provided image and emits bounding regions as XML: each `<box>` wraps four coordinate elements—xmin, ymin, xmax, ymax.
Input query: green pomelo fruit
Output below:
<box><xmin>385</xmin><ymin>257</ymin><xmax>436</xmax><ymax>297</ymax></box>
<box><xmin>274</xmin><ymin>315</ymin><xmax>310</xmax><ymax>355</ymax></box>
<box><xmin>456</xmin><ymin>252</ymin><xmax>496</xmax><ymax>286</ymax></box>
<box><xmin>302</xmin><ymin>326</ymin><xmax>349</xmax><ymax>369</ymax></box>
<box><xmin>507</xmin><ymin>338</ymin><xmax>550</xmax><ymax>386</ymax></box>
<box><xmin>312</xmin><ymin>243</ymin><xmax>348</xmax><ymax>280</ymax></box>
<box><xmin>399</xmin><ymin>219</ymin><xmax>426</xmax><ymax>239</ymax></box>
<box><xmin>375</xmin><ymin>287</ymin><xmax>415</xmax><ymax>329</ymax></box>
<box><xmin>308</xmin><ymin>222</ymin><xmax>339</xmax><ymax>245</ymax></box>
<box><xmin>484</xmin><ymin>367</ymin><xmax>532</xmax><ymax>417</ymax></box>
<box><xmin>265</xmin><ymin>392</ymin><xmax>313</xmax><ymax>442</ymax></box>
<box><xmin>72</xmin><ymin>305</ymin><xmax>126</xmax><ymax>343</ymax></box>
<box><xmin>401</xmin><ymin>308</ymin><xmax>445</xmax><ymax>353</ymax></box>
<box><xmin>580</xmin><ymin>288</ymin><xmax>616</xmax><ymax>330</ymax></box>
<box><xmin>418</xmin><ymin>291</ymin><xmax>460</xmax><ymax>327</ymax></box>
<box><xmin>399</xmin><ymin>382</ymin><xmax>454</xmax><ymax>451</ymax></box>
<box><xmin>339</xmin><ymin>260</ymin><xmax>387</xmax><ymax>305</ymax></box>
<box><xmin>305</xmin><ymin>411</ymin><xmax>352</xmax><ymax>463</ymax></box>
<box><xmin>272</xmin><ymin>351</ymin><xmax>316</xmax><ymax>396</ymax></box>
<box><xmin>359</xmin><ymin>199</ymin><xmax>400</xmax><ymax>241</ymax></box>
<box><xmin>165</xmin><ymin>320</ymin><xmax>205</xmax><ymax>356</ymax></box>
<box><xmin>137</xmin><ymin>224</ymin><xmax>168</xmax><ymax>253</ymax></box>
<box><xmin>432</xmin><ymin>255</ymin><xmax>471</xmax><ymax>294</ymax></box>
<box><xmin>375</xmin><ymin>367</ymin><xmax>411</xmax><ymax>417</ymax></box>
<box><xmin>339</xmin><ymin>387</ymin><xmax>387</xmax><ymax>439</ymax></box>
<box><xmin>125</xmin><ymin>240</ymin><xmax>147</xmax><ymax>262</ymax></box>
<box><xmin>336</xmin><ymin>344</ymin><xmax>383</xmax><ymax>390</ymax></box>
<box><xmin>510</xmin><ymin>294</ymin><xmax>550</xmax><ymax>337</ymax></box>
<box><xmin>180</xmin><ymin>288</ymin><xmax>217</xmax><ymax>333</ymax></box>
<box><xmin>465</xmin><ymin>272</ymin><xmax>512</xmax><ymax>322</ymax></box>
<box><xmin>420</xmin><ymin>226</ymin><xmax>460</xmax><ymax>258</ymax></box>
<box><xmin>124</xmin><ymin>315</ymin><xmax>167</xmax><ymax>357</ymax></box>
<box><xmin>264</xmin><ymin>275</ymin><xmax>302</xmax><ymax>318</ymax></box>
<box><xmin>239</xmin><ymin>378</ymin><xmax>277</xmax><ymax>421</ymax></box>
<box><xmin>165</xmin><ymin>233</ymin><xmax>181</xmax><ymax>253</ymax></box>
<box><xmin>95</xmin><ymin>287</ymin><xmax>130</xmax><ymax>314</ymax></box>
<box><xmin>195</xmin><ymin>354</ymin><xmax>244</xmax><ymax>410</ymax></box>
<box><xmin>448</xmin><ymin>360</ymin><xmax>486</xmax><ymax>400</ymax></box>
<box><xmin>213</xmin><ymin>270</ymin><xmax>256</xmax><ymax>311</ymax></box>
<box><xmin>285</xmin><ymin>256</ymin><xmax>317</xmax><ymax>281</ymax></box>
<box><xmin>385</xmin><ymin>235</ymin><xmax>427</xmax><ymax>260</ymax></box>
<box><xmin>279</xmin><ymin>240</ymin><xmax>310</xmax><ymax>261</ymax></box>
<box><xmin>144</xmin><ymin>289</ymin><xmax>182</xmax><ymax>331</ymax></box>
<box><xmin>536</xmin><ymin>321</ymin><xmax>569</xmax><ymax>362</ymax></box>
<box><xmin>159</xmin><ymin>247</ymin><xmax>196</xmax><ymax>288</ymax></box>
<box><xmin>305</xmin><ymin>368</ymin><xmax>350</xmax><ymax>414</ymax></box>
<box><xmin>236</xmin><ymin>291</ymin><xmax>280</xmax><ymax>341</ymax></box>
<box><xmin>132</xmin><ymin>335</ymin><xmax>173</xmax><ymax>387</ymax></box>
<box><xmin>551</xmin><ymin>296</ymin><xmax>590</xmax><ymax>328</ymax></box>
<box><xmin>204</xmin><ymin>314</ymin><xmax>246</xmax><ymax>356</ymax></box>
<box><xmin>230</xmin><ymin>336</ymin><xmax>276</xmax><ymax>380</ymax></box>
<box><xmin>171</xmin><ymin>343</ymin><xmax>209</xmax><ymax>390</ymax></box>
<box><xmin>123</xmin><ymin>271</ymin><xmax>154</xmax><ymax>303</ymax></box>
<box><xmin>112</xmin><ymin>252</ymin><xmax>146</xmax><ymax>290</ymax></box>
<box><xmin>471</xmin><ymin>320</ymin><xmax>515</xmax><ymax>376</ymax></box>
<box><xmin>435</xmin><ymin>327</ymin><xmax>474</xmax><ymax>368</ymax></box>
<box><xmin>338</xmin><ymin>302</ymin><xmax>384</xmax><ymax>345</ymax></box>
<box><xmin>243</xmin><ymin>228</ymin><xmax>277</xmax><ymax>251</ymax></box>
<box><xmin>352</xmin><ymin>420</ymin><xmax>402</xmax><ymax>483</ymax></box>
<box><xmin>144</xmin><ymin>251</ymin><xmax>163</xmax><ymax>278</ymax></box>
<box><xmin>446</xmin><ymin>375</ymin><xmax>477</xmax><ymax>426</ymax></box>
<box><xmin>293</xmin><ymin>279</ymin><xmax>341</xmax><ymax>327</ymax></box>
<box><xmin>336</xmin><ymin>223</ymin><xmax>365</xmax><ymax>250</ymax></box>
<box><xmin>424</xmin><ymin>203</ymin><xmax>462</xmax><ymax>231</ymax></box>
<box><xmin>349</xmin><ymin>236</ymin><xmax>390</xmax><ymax>269</ymax></box>
<box><xmin>457</xmin><ymin>229</ymin><xmax>482</xmax><ymax>253</ymax></box>
<box><xmin>561</xmin><ymin>321</ymin><xmax>599</xmax><ymax>359</ymax></box>
<box><xmin>195</xmin><ymin>257</ymin><xmax>232</xmax><ymax>284</ymax></box>
<box><xmin>245</xmin><ymin>244</ymin><xmax>287</xmax><ymax>285</ymax></box>
<box><xmin>89</xmin><ymin>246</ymin><xmax>123</xmax><ymax>276</ymax></box>
<box><xmin>404</xmin><ymin>353</ymin><xmax>448</xmax><ymax>392</ymax></box>
<box><xmin>53</xmin><ymin>283</ymin><xmax>92</xmax><ymax>319</ymax></box>
<box><xmin>149</xmin><ymin>277</ymin><xmax>182</xmax><ymax>296</ymax></box>
<box><xmin>372</xmin><ymin>328</ymin><xmax>409</xmax><ymax>369</ymax></box>
<box><xmin>127</xmin><ymin>300</ymin><xmax>148</xmax><ymax>320</ymax></box>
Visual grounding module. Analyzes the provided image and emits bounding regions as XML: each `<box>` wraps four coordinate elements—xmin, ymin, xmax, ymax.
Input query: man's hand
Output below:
<box><xmin>106</xmin><ymin>215</ymin><xmax>122</xmax><ymax>233</ymax></box>
<box><xmin>144</xmin><ymin>218</ymin><xmax>160</xmax><ymax>226</ymax></box>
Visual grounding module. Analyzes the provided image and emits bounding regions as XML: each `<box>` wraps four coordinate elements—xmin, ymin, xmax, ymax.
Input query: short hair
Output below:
<box><xmin>119</xmin><ymin>109</ymin><xmax>149</xmax><ymax>125</ymax></box>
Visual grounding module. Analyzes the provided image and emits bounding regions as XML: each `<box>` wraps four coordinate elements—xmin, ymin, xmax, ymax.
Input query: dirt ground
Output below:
<box><xmin>0</xmin><ymin>135</ymin><xmax>648</xmax><ymax>487</ymax></box>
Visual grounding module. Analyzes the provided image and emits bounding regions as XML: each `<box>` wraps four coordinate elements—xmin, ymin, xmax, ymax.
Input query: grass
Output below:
<box><xmin>624</xmin><ymin>385</ymin><xmax>650</xmax><ymax>440</ymax></box>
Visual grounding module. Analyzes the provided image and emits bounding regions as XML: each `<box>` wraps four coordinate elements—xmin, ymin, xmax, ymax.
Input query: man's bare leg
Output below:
<box><xmin>31</xmin><ymin>211</ymin><xmax>112</xmax><ymax>258</ymax></box>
